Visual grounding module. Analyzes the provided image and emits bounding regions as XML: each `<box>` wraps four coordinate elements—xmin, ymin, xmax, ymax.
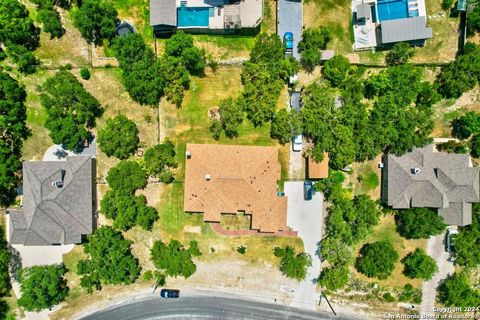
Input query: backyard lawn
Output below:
<box><xmin>352</xmin><ymin>215</ymin><xmax>427</xmax><ymax>289</ymax></box>
<box><xmin>303</xmin><ymin>0</ymin><xmax>459</xmax><ymax>64</ymax></box>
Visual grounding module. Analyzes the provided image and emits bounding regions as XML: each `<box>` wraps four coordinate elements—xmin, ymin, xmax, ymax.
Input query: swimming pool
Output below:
<box><xmin>376</xmin><ymin>0</ymin><xmax>409</xmax><ymax>21</ymax></box>
<box><xmin>177</xmin><ymin>7</ymin><xmax>210</xmax><ymax>27</ymax></box>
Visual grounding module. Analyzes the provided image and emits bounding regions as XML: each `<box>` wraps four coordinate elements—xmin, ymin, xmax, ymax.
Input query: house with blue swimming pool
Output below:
<box><xmin>352</xmin><ymin>0</ymin><xmax>432</xmax><ymax>50</ymax></box>
<box><xmin>150</xmin><ymin>0</ymin><xmax>263</xmax><ymax>36</ymax></box>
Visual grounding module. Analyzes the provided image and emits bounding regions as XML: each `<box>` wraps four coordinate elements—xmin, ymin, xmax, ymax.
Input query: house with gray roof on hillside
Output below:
<box><xmin>381</xmin><ymin>144</ymin><xmax>479</xmax><ymax>226</ymax></box>
<box><xmin>8</xmin><ymin>156</ymin><xmax>95</xmax><ymax>246</ymax></box>
<box><xmin>150</xmin><ymin>0</ymin><xmax>263</xmax><ymax>36</ymax></box>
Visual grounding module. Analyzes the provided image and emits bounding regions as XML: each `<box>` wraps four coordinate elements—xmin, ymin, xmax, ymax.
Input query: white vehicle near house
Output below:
<box><xmin>292</xmin><ymin>134</ymin><xmax>302</xmax><ymax>152</ymax></box>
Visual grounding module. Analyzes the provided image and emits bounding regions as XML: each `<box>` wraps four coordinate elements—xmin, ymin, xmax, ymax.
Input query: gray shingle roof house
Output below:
<box><xmin>382</xmin><ymin>145</ymin><xmax>479</xmax><ymax>226</ymax></box>
<box><xmin>8</xmin><ymin>157</ymin><xmax>95</xmax><ymax>246</ymax></box>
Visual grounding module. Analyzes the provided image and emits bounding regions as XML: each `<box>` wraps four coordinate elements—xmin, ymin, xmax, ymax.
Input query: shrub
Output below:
<box><xmin>143</xmin><ymin>141</ymin><xmax>177</xmax><ymax>183</ymax></box>
<box><xmin>395</xmin><ymin>208</ymin><xmax>445</xmax><ymax>239</ymax></box>
<box><xmin>401</xmin><ymin>248</ymin><xmax>438</xmax><ymax>280</ymax></box>
<box><xmin>150</xmin><ymin>240</ymin><xmax>201</xmax><ymax>279</ymax></box>
<box><xmin>383</xmin><ymin>292</ymin><xmax>395</xmax><ymax>302</ymax></box>
<box><xmin>80</xmin><ymin>68</ymin><xmax>91</xmax><ymax>80</ymax></box>
<box><xmin>274</xmin><ymin>246</ymin><xmax>312</xmax><ymax>281</ymax></box>
<box><xmin>98</xmin><ymin>115</ymin><xmax>139</xmax><ymax>159</ymax></box>
<box><xmin>355</xmin><ymin>242</ymin><xmax>399</xmax><ymax>280</ymax></box>
<box><xmin>237</xmin><ymin>246</ymin><xmax>247</xmax><ymax>255</ymax></box>
<box><xmin>319</xmin><ymin>266</ymin><xmax>349</xmax><ymax>291</ymax></box>
<box><xmin>106</xmin><ymin>160</ymin><xmax>147</xmax><ymax>195</ymax></box>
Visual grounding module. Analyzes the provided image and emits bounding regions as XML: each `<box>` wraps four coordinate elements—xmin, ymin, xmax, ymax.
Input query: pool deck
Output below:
<box><xmin>352</xmin><ymin>0</ymin><xmax>378</xmax><ymax>50</ymax></box>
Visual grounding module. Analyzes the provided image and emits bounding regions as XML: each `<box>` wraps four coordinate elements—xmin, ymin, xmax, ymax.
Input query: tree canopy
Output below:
<box><xmin>298</xmin><ymin>27</ymin><xmax>332</xmax><ymax>72</ymax></box>
<box><xmin>271</xmin><ymin>109</ymin><xmax>302</xmax><ymax>144</ymax></box>
<box><xmin>77</xmin><ymin>226</ymin><xmax>141</xmax><ymax>292</ymax></box>
<box><xmin>436</xmin><ymin>43</ymin><xmax>480</xmax><ymax>98</ymax></box>
<box><xmin>451</xmin><ymin>111</ymin><xmax>480</xmax><ymax>140</ymax></box>
<box><xmin>355</xmin><ymin>241</ymin><xmax>399</xmax><ymax>280</ymax></box>
<box><xmin>322</xmin><ymin>55</ymin><xmax>352</xmax><ymax>87</ymax></box>
<box><xmin>218</xmin><ymin>98</ymin><xmax>244</xmax><ymax>139</ymax></box>
<box><xmin>150</xmin><ymin>240</ymin><xmax>201</xmax><ymax>279</ymax></box>
<box><xmin>319</xmin><ymin>265</ymin><xmax>349</xmax><ymax>291</ymax></box>
<box><xmin>111</xmin><ymin>33</ymin><xmax>165</xmax><ymax>107</ymax></box>
<box><xmin>98</xmin><ymin>115</ymin><xmax>139</xmax><ymax>159</ymax></box>
<box><xmin>40</xmin><ymin>71</ymin><xmax>103</xmax><ymax>151</ymax></box>
<box><xmin>395</xmin><ymin>208</ymin><xmax>445</xmax><ymax>239</ymax></box>
<box><xmin>273</xmin><ymin>246</ymin><xmax>312</xmax><ymax>281</ymax></box>
<box><xmin>385</xmin><ymin>42</ymin><xmax>415</xmax><ymax>66</ymax></box>
<box><xmin>73</xmin><ymin>0</ymin><xmax>118</xmax><ymax>46</ymax></box>
<box><xmin>143</xmin><ymin>141</ymin><xmax>177</xmax><ymax>183</ymax></box>
<box><xmin>106</xmin><ymin>160</ymin><xmax>147</xmax><ymax>194</ymax></box>
<box><xmin>0</xmin><ymin>72</ymin><xmax>29</xmax><ymax>206</ymax></box>
<box><xmin>453</xmin><ymin>203</ymin><xmax>480</xmax><ymax>268</ymax></box>
<box><xmin>0</xmin><ymin>228</ymin><xmax>11</xmax><ymax>298</ymax></box>
<box><xmin>17</xmin><ymin>264</ymin><xmax>68</xmax><ymax>311</ymax></box>
<box><xmin>438</xmin><ymin>272</ymin><xmax>480</xmax><ymax>308</ymax></box>
<box><xmin>0</xmin><ymin>0</ymin><xmax>40</xmax><ymax>51</ymax></box>
<box><xmin>164</xmin><ymin>31</ymin><xmax>206</xmax><ymax>76</ymax></box>
<box><xmin>401</xmin><ymin>248</ymin><xmax>438</xmax><ymax>280</ymax></box>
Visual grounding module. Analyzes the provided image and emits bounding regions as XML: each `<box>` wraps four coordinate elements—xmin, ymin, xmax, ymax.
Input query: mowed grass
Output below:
<box><xmin>352</xmin><ymin>215</ymin><xmax>427</xmax><ymax>289</ymax></box>
<box><xmin>303</xmin><ymin>0</ymin><xmax>458</xmax><ymax>63</ymax></box>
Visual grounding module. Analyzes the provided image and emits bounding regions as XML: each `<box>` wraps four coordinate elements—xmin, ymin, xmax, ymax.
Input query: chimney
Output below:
<box><xmin>186</xmin><ymin>151</ymin><xmax>191</xmax><ymax>159</ymax></box>
<box><xmin>205</xmin><ymin>174</ymin><xmax>211</xmax><ymax>181</ymax></box>
<box><xmin>411</xmin><ymin>168</ymin><xmax>420</xmax><ymax>174</ymax></box>
<box><xmin>52</xmin><ymin>181</ymin><xmax>64</xmax><ymax>188</ymax></box>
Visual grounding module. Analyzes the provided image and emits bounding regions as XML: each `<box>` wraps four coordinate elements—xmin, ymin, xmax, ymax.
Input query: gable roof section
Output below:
<box><xmin>381</xmin><ymin>17</ymin><xmax>432</xmax><ymax>44</ymax></box>
<box><xmin>150</xmin><ymin>0</ymin><xmax>177</xmax><ymax>27</ymax></box>
<box><xmin>9</xmin><ymin>157</ymin><xmax>94</xmax><ymax>245</ymax></box>
<box><xmin>184</xmin><ymin>144</ymin><xmax>287</xmax><ymax>233</ymax></box>
<box><xmin>384</xmin><ymin>145</ymin><xmax>479</xmax><ymax>226</ymax></box>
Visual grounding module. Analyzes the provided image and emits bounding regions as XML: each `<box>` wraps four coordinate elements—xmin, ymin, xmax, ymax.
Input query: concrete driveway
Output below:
<box><xmin>285</xmin><ymin>182</ymin><xmax>324</xmax><ymax>310</ymax></box>
<box><xmin>277</xmin><ymin>0</ymin><xmax>303</xmax><ymax>60</ymax></box>
<box><xmin>420</xmin><ymin>233</ymin><xmax>454</xmax><ymax>317</ymax></box>
<box><xmin>43</xmin><ymin>137</ymin><xmax>97</xmax><ymax>161</ymax></box>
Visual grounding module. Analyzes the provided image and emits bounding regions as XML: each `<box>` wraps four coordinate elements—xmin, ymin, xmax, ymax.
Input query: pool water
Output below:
<box><xmin>376</xmin><ymin>0</ymin><xmax>409</xmax><ymax>21</ymax></box>
<box><xmin>177</xmin><ymin>7</ymin><xmax>210</xmax><ymax>27</ymax></box>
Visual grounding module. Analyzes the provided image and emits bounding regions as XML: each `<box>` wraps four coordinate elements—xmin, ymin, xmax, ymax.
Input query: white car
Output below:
<box><xmin>445</xmin><ymin>227</ymin><xmax>458</xmax><ymax>259</ymax></box>
<box><xmin>292</xmin><ymin>135</ymin><xmax>302</xmax><ymax>152</ymax></box>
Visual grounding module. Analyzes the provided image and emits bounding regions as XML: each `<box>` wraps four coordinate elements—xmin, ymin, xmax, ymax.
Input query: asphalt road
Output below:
<box><xmin>80</xmin><ymin>295</ymin><xmax>353</xmax><ymax>320</ymax></box>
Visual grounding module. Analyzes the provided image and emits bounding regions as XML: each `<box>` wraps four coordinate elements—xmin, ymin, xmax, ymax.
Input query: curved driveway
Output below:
<box><xmin>79</xmin><ymin>295</ymin><xmax>352</xmax><ymax>320</ymax></box>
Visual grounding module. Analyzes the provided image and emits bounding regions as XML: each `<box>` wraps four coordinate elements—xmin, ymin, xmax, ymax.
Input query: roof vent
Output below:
<box><xmin>205</xmin><ymin>174</ymin><xmax>211</xmax><ymax>181</ymax></box>
<box><xmin>52</xmin><ymin>181</ymin><xmax>64</xmax><ymax>188</ymax></box>
<box><xmin>411</xmin><ymin>168</ymin><xmax>420</xmax><ymax>174</ymax></box>
<box><xmin>186</xmin><ymin>151</ymin><xmax>191</xmax><ymax>159</ymax></box>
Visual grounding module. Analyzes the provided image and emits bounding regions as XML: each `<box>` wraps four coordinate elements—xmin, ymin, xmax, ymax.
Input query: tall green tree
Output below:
<box><xmin>40</xmin><ymin>71</ymin><xmax>103</xmax><ymax>151</ymax></box>
<box><xmin>438</xmin><ymin>272</ymin><xmax>480</xmax><ymax>308</ymax></box>
<box><xmin>395</xmin><ymin>208</ymin><xmax>445</xmax><ymax>239</ymax></box>
<box><xmin>0</xmin><ymin>72</ymin><xmax>29</xmax><ymax>206</ymax></box>
<box><xmin>37</xmin><ymin>8</ymin><xmax>64</xmax><ymax>39</ymax></box>
<box><xmin>150</xmin><ymin>240</ymin><xmax>201</xmax><ymax>279</ymax></box>
<box><xmin>356</xmin><ymin>242</ymin><xmax>399</xmax><ymax>280</ymax></box>
<box><xmin>0</xmin><ymin>0</ymin><xmax>40</xmax><ymax>51</ymax></box>
<box><xmin>98</xmin><ymin>115</ymin><xmax>139</xmax><ymax>159</ymax></box>
<box><xmin>164</xmin><ymin>31</ymin><xmax>206</xmax><ymax>76</ymax></box>
<box><xmin>106</xmin><ymin>160</ymin><xmax>146</xmax><ymax>194</ymax></box>
<box><xmin>0</xmin><ymin>228</ymin><xmax>11</xmax><ymax>297</ymax></box>
<box><xmin>218</xmin><ymin>98</ymin><xmax>244</xmax><ymax>139</ymax></box>
<box><xmin>298</xmin><ymin>27</ymin><xmax>332</xmax><ymax>72</ymax></box>
<box><xmin>451</xmin><ymin>112</ymin><xmax>480</xmax><ymax>140</ymax></box>
<box><xmin>17</xmin><ymin>264</ymin><xmax>69</xmax><ymax>312</ymax></box>
<box><xmin>77</xmin><ymin>227</ymin><xmax>141</xmax><ymax>292</ymax></box>
<box><xmin>273</xmin><ymin>246</ymin><xmax>312</xmax><ymax>281</ymax></box>
<box><xmin>401</xmin><ymin>248</ymin><xmax>438</xmax><ymax>280</ymax></box>
<box><xmin>73</xmin><ymin>0</ymin><xmax>118</xmax><ymax>46</ymax></box>
<box><xmin>319</xmin><ymin>266</ymin><xmax>349</xmax><ymax>291</ymax></box>
<box><xmin>322</xmin><ymin>55</ymin><xmax>352</xmax><ymax>87</ymax></box>
<box><xmin>385</xmin><ymin>42</ymin><xmax>415</xmax><ymax>66</ymax></box>
<box><xmin>453</xmin><ymin>203</ymin><xmax>480</xmax><ymax>267</ymax></box>
<box><xmin>271</xmin><ymin>109</ymin><xmax>302</xmax><ymax>144</ymax></box>
<box><xmin>143</xmin><ymin>141</ymin><xmax>177</xmax><ymax>183</ymax></box>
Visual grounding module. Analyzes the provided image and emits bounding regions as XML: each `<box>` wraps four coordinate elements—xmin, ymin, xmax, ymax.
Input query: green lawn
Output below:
<box><xmin>352</xmin><ymin>215</ymin><xmax>427</xmax><ymax>289</ymax></box>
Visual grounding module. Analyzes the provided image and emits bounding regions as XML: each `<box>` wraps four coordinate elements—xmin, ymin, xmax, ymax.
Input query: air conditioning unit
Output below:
<box><xmin>186</xmin><ymin>151</ymin><xmax>191</xmax><ymax>159</ymax></box>
<box><xmin>411</xmin><ymin>168</ymin><xmax>420</xmax><ymax>174</ymax></box>
<box><xmin>205</xmin><ymin>174</ymin><xmax>211</xmax><ymax>181</ymax></box>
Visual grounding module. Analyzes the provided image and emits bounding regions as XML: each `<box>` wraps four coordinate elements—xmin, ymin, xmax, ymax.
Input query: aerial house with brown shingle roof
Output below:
<box><xmin>184</xmin><ymin>143</ymin><xmax>288</xmax><ymax>233</ymax></box>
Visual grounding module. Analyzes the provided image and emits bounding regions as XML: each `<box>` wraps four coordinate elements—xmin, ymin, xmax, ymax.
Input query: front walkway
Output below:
<box><xmin>285</xmin><ymin>181</ymin><xmax>324</xmax><ymax>310</ymax></box>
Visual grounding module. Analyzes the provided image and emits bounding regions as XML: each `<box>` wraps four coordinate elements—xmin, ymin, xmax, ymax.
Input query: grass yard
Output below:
<box><xmin>352</xmin><ymin>215</ymin><xmax>427</xmax><ymax>289</ymax></box>
<box><xmin>345</xmin><ymin>158</ymin><xmax>381</xmax><ymax>200</ymax></box>
<box><xmin>303</xmin><ymin>0</ymin><xmax>458</xmax><ymax>64</ymax></box>
<box><xmin>77</xmin><ymin>68</ymin><xmax>159</xmax><ymax>178</ymax></box>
